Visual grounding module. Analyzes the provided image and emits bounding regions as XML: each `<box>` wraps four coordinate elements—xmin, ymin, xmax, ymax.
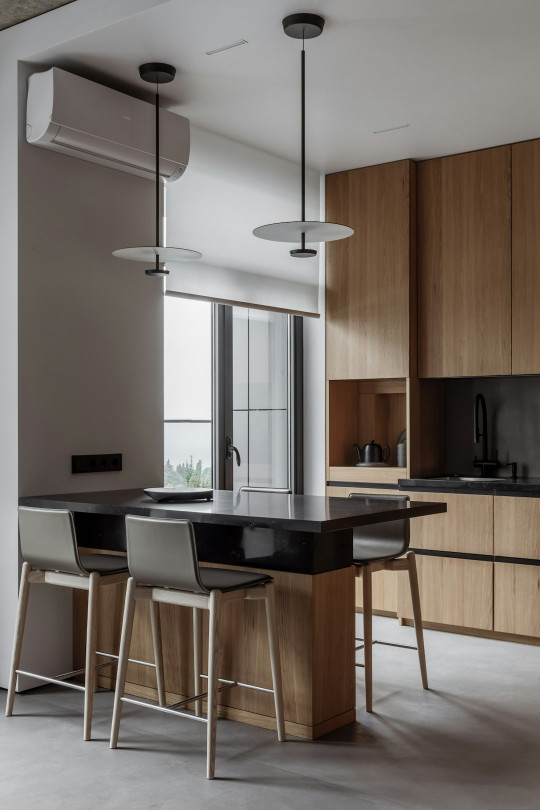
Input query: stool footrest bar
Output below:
<box><xmin>168</xmin><ymin>683</ymin><xmax>234</xmax><ymax>711</ymax></box>
<box><xmin>55</xmin><ymin>660</ymin><xmax>117</xmax><ymax>680</ymax></box>
<box><xmin>16</xmin><ymin>670</ymin><xmax>86</xmax><ymax>691</ymax></box>
<box><xmin>200</xmin><ymin>673</ymin><xmax>275</xmax><ymax>695</ymax></box>
<box><xmin>355</xmin><ymin>637</ymin><xmax>418</xmax><ymax>651</ymax></box>
<box><xmin>373</xmin><ymin>640</ymin><xmax>418</xmax><ymax>651</ymax></box>
<box><xmin>120</xmin><ymin>696</ymin><xmax>207</xmax><ymax>723</ymax></box>
<box><xmin>96</xmin><ymin>651</ymin><xmax>156</xmax><ymax>668</ymax></box>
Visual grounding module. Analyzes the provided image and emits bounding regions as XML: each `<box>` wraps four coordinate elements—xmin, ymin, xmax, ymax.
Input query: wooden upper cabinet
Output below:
<box><xmin>325</xmin><ymin>160</ymin><xmax>416</xmax><ymax>380</ymax></box>
<box><xmin>512</xmin><ymin>139</ymin><xmax>540</xmax><ymax>374</ymax></box>
<box><xmin>417</xmin><ymin>146</ymin><xmax>512</xmax><ymax>377</ymax></box>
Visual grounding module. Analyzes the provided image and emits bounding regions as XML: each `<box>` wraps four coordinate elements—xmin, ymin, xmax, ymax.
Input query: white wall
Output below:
<box><xmin>165</xmin><ymin>126</ymin><xmax>321</xmax><ymax>316</ymax></box>
<box><xmin>0</xmin><ymin>0</ymin><xmax>170</xmax><ymax>689</ymax></box>
<box><xmin>17</xmin><ymin>71</ymin><xmax>162</xmax><ymax>681</ymax></box>
<box><xmin>18</xmin><ymin>72</ymin><xmax>162</xmax><ymax>498</ymax></box>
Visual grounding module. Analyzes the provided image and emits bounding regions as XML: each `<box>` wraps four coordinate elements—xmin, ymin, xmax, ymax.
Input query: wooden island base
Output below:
<box><xmin>74</xmin><ymin>559</ymin><xmax>356</xmax><ymax>739</ymax></box>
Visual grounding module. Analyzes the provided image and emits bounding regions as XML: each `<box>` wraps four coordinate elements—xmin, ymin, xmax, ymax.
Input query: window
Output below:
<box><xmin>163</xmin><ymin>296</ymin><xmax>212</xmax><ymax>487</ymax></box>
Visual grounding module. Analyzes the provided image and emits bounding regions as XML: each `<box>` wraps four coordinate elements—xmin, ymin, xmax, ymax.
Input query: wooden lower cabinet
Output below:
<box><xmin>407</xmin><ymin>491</ymin><xmax>493</xmax><ymax>555</ymax></box>
<box><xmin>328</xmin><ymin>487</ymin><xmax>540</xmax><ymax>639</ymax></box>
<box><xmin>494</xmin><ymin>563</ymin><xmax>540</xmax><ymax>637</ymax></box>
<box><xmin>397</xmin><ymin>491</ymin><xmax>494</xmax><ymax>630</ymax></box>
<box><xmin>398</xmin><ymin>556</ymin><xmax>493</xmax><ymax>631</ymax></box>
<box><xmin>493</xmin><ymin>496</ymin><xmax>540</xmax><ymax>637</ymax></box>
<box><xmin>494</xmin><ymin>496</ymin><xmax>540</xmax><ymax>558</ymax></box>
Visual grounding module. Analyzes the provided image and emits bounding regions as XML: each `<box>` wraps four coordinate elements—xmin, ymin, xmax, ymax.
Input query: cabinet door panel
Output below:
<box><xmin>409</xmin><ymin>492</ymin><xmax>493</xmax><ymax>555</ymax></box>
<box><xmin>326</xmin><ymin>160</ymin><xmax>416</xmax><ymax>380</ymax></box>
<box><xmin>399</xmin><ymin>556</ymin><xmax>493</xmax><ymax>630</ymax></box>
<box><xmin>494</xmin><ymin>496</ymin><xmax>540</xmax><ymax>559</ymax></box>
<box><xmin>494</xmin><ymin>563</ymin><xmax>540</xmax><ymax>637</ymax></box>
<box><xmin>418</xmin><ymin>146</ymin><xmax>511</xmax><ymax>377</ymax></box>
<box><xmin>512</xmin><ymin>139</ymin><xmax>540</xmax><ymax>373</ymax></box>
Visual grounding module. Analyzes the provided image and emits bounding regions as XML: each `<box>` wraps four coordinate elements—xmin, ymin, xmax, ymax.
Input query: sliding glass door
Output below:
<box><xmin>214</xmin><ymin>306</ymin><xmax>302</xmax><ymax>493</ymax></box>
<box><xmin>165</xmin><ymin>296</ymin><xmax>302</xmax><ymax>492</ymax></box>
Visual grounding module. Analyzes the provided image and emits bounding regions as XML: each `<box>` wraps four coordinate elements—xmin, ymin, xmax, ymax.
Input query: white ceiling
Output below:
<box><xmin>28</xmin><ymin>0</ymin><xmax>540</xmax><ymax>174</ymax></box>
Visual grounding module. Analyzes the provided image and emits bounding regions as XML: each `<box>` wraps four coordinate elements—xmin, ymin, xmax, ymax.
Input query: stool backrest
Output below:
<box><xmin>348</xmin><ymin>493</ymin><xmax>411</xmax><ymax>557</ymax></box>
<box><xmin>18</xmin><ymin>506</ymin><xmax>86</xmax><ymax>575</ymax></box>
<box><xmin>125</xmin><ymin>515</ymin><xmax>209</xmax><ymax>593</ymax></box>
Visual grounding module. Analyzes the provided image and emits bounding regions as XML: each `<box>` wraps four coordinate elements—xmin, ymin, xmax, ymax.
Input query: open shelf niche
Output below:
<box><xmin>327</xmin><ymin>379</ymin><xmax>408</xmax><ymax>485</ymax></box>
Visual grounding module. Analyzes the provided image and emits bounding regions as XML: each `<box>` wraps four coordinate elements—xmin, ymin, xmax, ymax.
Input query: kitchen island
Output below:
<box><xmin>19</xmin><ymin>488</ymin><xmax>446</xmax><ymax>738</ymax></box>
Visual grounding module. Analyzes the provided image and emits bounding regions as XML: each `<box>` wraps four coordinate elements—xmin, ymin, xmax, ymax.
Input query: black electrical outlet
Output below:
<box><xmin>72</xmin><ymin>453</ymin><xmax>123</xmax><ymax>474</ymax></box>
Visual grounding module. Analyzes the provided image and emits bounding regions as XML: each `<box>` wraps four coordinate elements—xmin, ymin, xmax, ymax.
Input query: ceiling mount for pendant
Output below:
<box><xmin>253</xmin><ymin>13</ymin><xmax>353</xmax><ymax>258</ymax></box>
<box><xmin>112</xmin><ymin>61</ymin><xmax>201</xmax><ymax>276</ymax></box>
<box><xmin>282</xmin><ymin>12</ymin><xmax>324</xmax><ymax>39</ymax></box>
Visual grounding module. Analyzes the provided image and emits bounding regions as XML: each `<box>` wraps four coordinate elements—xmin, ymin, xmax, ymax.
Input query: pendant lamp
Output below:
<box><xmin>253</xmin><ymin>14</ymin><xmax>353</xmax><ymax>258</ymax></box>
<box><xmin>113</xmin><ymin>63</ymin><xmax>201</xmax><ymax>276</ymax></box>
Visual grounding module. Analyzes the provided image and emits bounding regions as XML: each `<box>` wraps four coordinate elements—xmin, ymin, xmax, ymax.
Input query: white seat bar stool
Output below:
<box><xmin>6</xmin><ymin>506</ymin><xmax>165</xmax><ymax>740</ymax></box>
<box><xmin>110</xmin><ymin>514</ymin><xmax>285</xmax><ymax>779</ymax></box>
<box><xmin>348</xmin><ymin>493</ymin><xmax>428</xmax><ymax>712</ymax></box>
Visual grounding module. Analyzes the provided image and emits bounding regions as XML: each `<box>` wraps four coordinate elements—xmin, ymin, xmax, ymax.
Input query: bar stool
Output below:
<box><xmin>6</xmin><ymin>506</ymin><xmax>164</xmax><ymax>740</ymax></box>
<box><xmin>348</xmin><ymin>493</ymin><xmax>428</xmax><ymax>712</ymax></box>
<box><xmin>110</xmin><ymin>514</ymin><xmax>285</xmax><ymax>779</ymax></box>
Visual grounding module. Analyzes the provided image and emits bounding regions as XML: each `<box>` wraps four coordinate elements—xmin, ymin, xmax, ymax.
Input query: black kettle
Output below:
<box><xmin>353</xmin><ymin>440</ymin><xmax>390</xmax><ymax>465</ymax></box>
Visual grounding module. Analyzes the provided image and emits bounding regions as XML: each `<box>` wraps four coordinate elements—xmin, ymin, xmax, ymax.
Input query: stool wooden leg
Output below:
<box><xmin>110</xmin><ymin>577</ymin><xmax>137</xmax><ymax>749</ymax></box>
<box><xmin>206</xmin><ymin>590</ymin><xmax>221</xmax><ymax>780</ymax></box>
<box><xmin>6</xmin><ymin>562</ymin><xmax>32</xmax><ymax>717</ymax></box>
<box><xmin>193</xmin><ymin>607</ymin><xmax>203</xmax><ymax>717</ymax></box>
<box><xmin>84</xmin><ymin>572</ymin><xmax>99</xmax><ymax>741</ymax></box>
<box><xmin>362</xmin><ymin>566</ymin><xmax>373</xmax><ymax>712</ymax></box>
<box><xmin>407</xmin><ymin>551</ymin><xmax>428</xmax><ymax>689</ymax></box>
<box><xmin>149</xmin><ymin>601</ymin><xmax>166</xmax><ymax>707</ymax></box>
<box><xmin>264</xmin><ymin>582</ymin><xmax>285</xmax><ymax>741</ymax></box>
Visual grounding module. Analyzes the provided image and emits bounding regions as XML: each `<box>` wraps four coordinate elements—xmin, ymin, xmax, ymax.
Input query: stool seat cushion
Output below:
<box><xmin>80</xmin><ymin>554</ymin><xmax>129</xmax><ymax>575</ymax></box>
<box><xmin>199</xmin><ymin>567</ymin><xmax>272</xmax><ymax>593</ymax></box>
<box><xmin>353</xmin><ymin>538</ymin><xmax>406</xmax><ymax>565</ymax></box>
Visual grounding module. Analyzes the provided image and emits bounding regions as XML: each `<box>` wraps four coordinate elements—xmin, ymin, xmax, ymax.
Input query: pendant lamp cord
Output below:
<box><xmin>301</xmin><ymin>30</ymin><xmax>306</xmax><ymax>250</ymax></box>
<box><xmin>155</xmin><ymin>77</ymin><xmax>160</xmax><ymax>271</ymax></box>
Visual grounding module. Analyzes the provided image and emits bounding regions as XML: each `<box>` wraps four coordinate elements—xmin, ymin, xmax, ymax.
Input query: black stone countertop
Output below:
<box><xmin>19</xmin><ymin>488</ymin><xmax>446</xmax><ymax>534</ymax></box>
<box><xmin>399</xmin><ymin>477</ymin><xmax>540</xmax><ymax>496</ymax></box>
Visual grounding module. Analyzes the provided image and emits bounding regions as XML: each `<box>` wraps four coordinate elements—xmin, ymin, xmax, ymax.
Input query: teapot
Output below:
<box><xmin>353</xmin><ymin>439</ymin><xmax>390</xmax><ymax>465</ymax></box>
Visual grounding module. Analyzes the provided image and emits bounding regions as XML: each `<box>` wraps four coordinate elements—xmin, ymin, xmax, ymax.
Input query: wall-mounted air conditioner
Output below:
<box><xmin>26</xmin><ymin>67</ymin><xmax>189</xmax><ymax>182</ymax></box>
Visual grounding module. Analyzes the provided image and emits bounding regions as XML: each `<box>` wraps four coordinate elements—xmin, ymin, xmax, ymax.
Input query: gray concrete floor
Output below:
<box><xmin>1</xmin><ymin>616</ymin><xmax>539</xmax><ymax>810</ymax></box>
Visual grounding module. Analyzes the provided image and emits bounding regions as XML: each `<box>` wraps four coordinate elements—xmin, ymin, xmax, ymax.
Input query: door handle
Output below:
<box><xmin>225</xmin><ymin>436</ymin><xmax>241</xmax><ymax>466</ymax></box>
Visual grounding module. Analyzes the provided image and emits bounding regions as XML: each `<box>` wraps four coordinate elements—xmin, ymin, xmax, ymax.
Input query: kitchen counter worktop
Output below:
<box><xmin>399</xmin><ymin>476</ymin><xmax>540</xmax><ymax>495</ymax></box>
<box><xmin>19</xmin><ymin>488</ymin><xmax>447</xmax><ymax>575</ymax></box>
<box><xmin>20</xmin><ymin>487</ymin><xmax>445</xmax><ymax>534</ymax></box>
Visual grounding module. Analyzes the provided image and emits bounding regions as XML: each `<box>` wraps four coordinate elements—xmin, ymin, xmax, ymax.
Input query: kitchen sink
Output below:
<box><xmin>430</xmin><ymin>476</ymin><xmax>510</xmax><ymax>483</ymax></box>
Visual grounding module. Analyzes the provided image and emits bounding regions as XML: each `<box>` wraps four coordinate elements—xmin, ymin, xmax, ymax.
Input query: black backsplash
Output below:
<box><xmin>444</xmin><ymin>377</ymin><xmax>540</xmax><ymax>478</ymax></box>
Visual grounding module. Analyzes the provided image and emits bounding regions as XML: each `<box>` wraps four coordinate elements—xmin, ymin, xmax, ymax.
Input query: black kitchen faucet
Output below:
<box><xmin>473</xmin><ymin>393</ymin><xmax>517</xmax><ymax>479</ymax></box>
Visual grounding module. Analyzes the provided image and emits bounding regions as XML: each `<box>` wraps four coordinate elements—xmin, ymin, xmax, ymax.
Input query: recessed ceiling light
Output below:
<box><xmin>373</xmin><ymin>124</ymin><xmax>411</xmax><ymax>134</ymax></box>
<box><xmin>205</xmin><ymin>39</ymin><xmax>248</xmax><ymax>56</ymax></box>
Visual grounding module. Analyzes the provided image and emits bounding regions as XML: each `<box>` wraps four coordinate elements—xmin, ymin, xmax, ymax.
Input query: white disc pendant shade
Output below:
<box><xmin>253</xmin><ymin>220</ymin><xmax>353</xmax><ymax>243</ymax></box>
<box><xmin>113</xmin><ymin>246</ymin><xmax>202</xmax><ymax>262</ymax></box>
<box><xmin>253</xmin><ymin>14</ymin><xmax>353</xmax><ymax>257</ymax></box>
<box><xmin>112</xmin><ymin>62</ymin><xmax>201</xmax><ymax>275</ymax></box>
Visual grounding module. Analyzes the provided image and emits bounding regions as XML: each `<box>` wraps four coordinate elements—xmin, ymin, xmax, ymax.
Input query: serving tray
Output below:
<box><xmin>144</xmin><ymin>487</ymin><xmax>213</xmax><ymax>502</ymax></box>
